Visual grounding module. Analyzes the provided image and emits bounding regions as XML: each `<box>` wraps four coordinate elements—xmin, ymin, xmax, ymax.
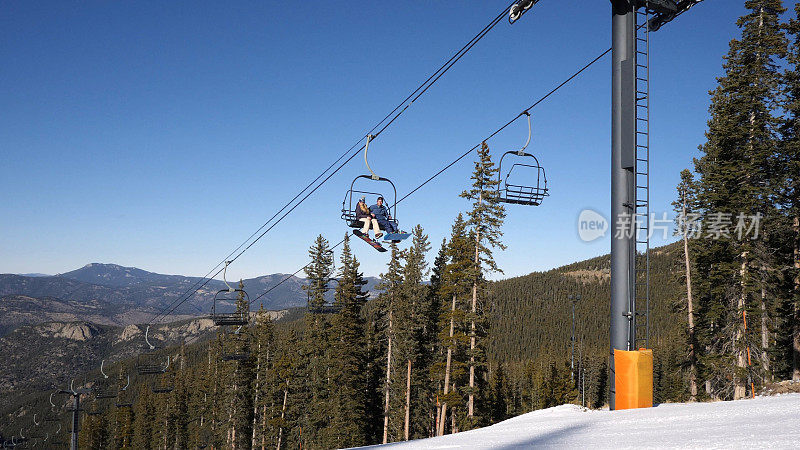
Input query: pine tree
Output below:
<box><xmin>437</xmin><ymin>214</ymin><xmax>472</xmax><ymax>436</ymax></box>
<box><xmin>782</xmin><ymin>1</ymin><xmax>800</xmax><ymax>381</ymax></box>
<box><xmin>692</xmin><ymin>0</ymin><xmax>786</xmax><ymax>399</ymax></box>
<box><xmin>399</xmin><ymin>225</ymin><xmax>432</xmax><ymax>440</ymax></box>
<box><xmin>460</xmin><ymin>141</ymin><xmax>506</xmax><ymax>425</ymax></box>
<box><xmin>378</xmin><ymin>242</ymin><xmax>403</xmax><ymax>443</ymax></box>
<box><xmin>673</xmin><ymin>169</ymin><xmax>699</xmax><ymax>400</ymax></box>
<box><xmin>300</xmin><ymin>235</ymin><xmax>334</xmax><ymax>446</ymax></box>
<box><xmin>250</xmin><ymin>305</ymin><xmax>275</xmax><ymax>449</ymax></box>
<box><xmin>489</xmin><ymin>363</ymin><xmax>509</xmax><ymax>423</ymax></box>
<box><xmin>426</xmin><ymin>239</ymin><xmax>448</xmax><ymax>438</ymax></box>
<box><xmin>327</xmin><ymin>234</ymin><xmax>370</xmax><ymax>448</ymax></box>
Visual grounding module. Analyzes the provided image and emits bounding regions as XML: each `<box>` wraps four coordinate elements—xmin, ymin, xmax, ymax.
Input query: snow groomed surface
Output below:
<box><xmin>363</xmin><ymin>393</ymin><xmax>800</xmax><ymax>449</ymax></box>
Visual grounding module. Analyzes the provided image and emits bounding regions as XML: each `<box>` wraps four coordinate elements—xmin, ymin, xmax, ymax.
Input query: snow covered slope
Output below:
<box><xmin>365</xmin><ymin>394</ymin><xmax>800</xmax><ymax>449</ymax></box>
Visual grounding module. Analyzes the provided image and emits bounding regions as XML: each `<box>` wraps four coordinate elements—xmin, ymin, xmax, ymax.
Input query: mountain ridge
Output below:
<box><xmin>0</xmin><ymin>264</ymin><xmax>381</xmax><ymax>336</ymax></box>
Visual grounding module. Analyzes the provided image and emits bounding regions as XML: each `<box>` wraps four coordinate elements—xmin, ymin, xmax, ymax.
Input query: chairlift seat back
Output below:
<box><xmin>341</xmin><ymin>175</ymin><xmax>400</xmax><ymax>230</ymax></box>
<box><xmin>497</xmin><ymin>152</ymin><xmax>549</xmax><ymax>206</ymax></box>
<box><xmin>210</xmin><ymin>289</ymin><xmax>250</xmax><ymax>326</ymax></box>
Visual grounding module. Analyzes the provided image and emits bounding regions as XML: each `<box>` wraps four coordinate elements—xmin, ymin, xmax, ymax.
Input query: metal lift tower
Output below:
<box><xmin>610</xmin><ymin>0</ymin><xmax>701</xmax><ymax>410</ymax></box>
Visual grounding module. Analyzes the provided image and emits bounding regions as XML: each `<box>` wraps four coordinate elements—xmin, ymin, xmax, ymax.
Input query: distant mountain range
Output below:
<box><xmin>0</xmin><ymin>263</ymin><xmax>381</xmax><ymax>336</ymax></box>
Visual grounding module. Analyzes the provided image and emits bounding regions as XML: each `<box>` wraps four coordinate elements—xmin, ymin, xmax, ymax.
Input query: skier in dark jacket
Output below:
<box><xmin>369</xmin><ymin>196</ymin><xmax>398</xmax><ymax>234</ymax></box>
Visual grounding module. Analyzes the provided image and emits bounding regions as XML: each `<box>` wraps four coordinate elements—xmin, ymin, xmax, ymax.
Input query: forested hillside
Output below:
<box><xmin>4</xmin><ymin>3</ymin><xmax>800</xmax><ymax>448</ymax></box>
<box><xmin>487</xmin><ymin>242</ymin><xmax>687</xmax><ymax>409</ymax></box>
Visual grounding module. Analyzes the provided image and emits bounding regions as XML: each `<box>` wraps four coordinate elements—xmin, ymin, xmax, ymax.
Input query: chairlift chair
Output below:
<box><xmin>85</xmin><ymin>399</ymin><xmax>104</xmax><ymax>416</ymax></box>
<box><xmin>341</xmin><ymin>176</ymin><xmax>399</xmax><ymax>231</ymax></box>
<box><xmin>151</xmin><ymin>372</ymin><xmax>175</xmax><ymax>394</ymax></box>
<box><xmin>306</xmin><ymin>278</ymin><xmax>343</xmax><ymax>314</ymax></box>
<box><xmin>219</xmin><ymin>328</ymin><xmax>251</xmax><ymax>362</ymax></box>
<box><xmin>210</xmin><ymin>262</ymin><xmax>250</xmax><ymax>326</ymax></box>
<box><xmin>341</xmin><ymin>135</ymin><xmax>401</xmax><ymax>232</ymax></box>
<box><xmin>496</xmin><ymin>112</ymin><xmax>549</xmax><ymax>206</ymax></box>
<box><xmin>92</xmin><ymin>360</ymin><xmax>118</xmax><ymax>399</ymax></box>
<box><xmin>93</xmin><ymin>382</ymin><xmax>117</xmax><ymax>399</ymax></box>
<box><xmin>136</xmin><ymin>326</ymin><xmax>171</xmax><ymax>375</ymax></box>
<box><xmin>44</xmin><ymin>394</ymin><xmax>61</xmax><ymax>422</ymax></box>
<box><xmin>136</xmin><ymin>352</ymin><xmax>170</xmax><ymax>375</ymax></box>
<box><xmin>115</xmin><ymin>375</ymin><xmax>134</xmax><ymax>407</ymax></box>
<box><xmin>210</xmin><ymin>289</ymin><xmax>250</xmax><ymax>326</ymax></box>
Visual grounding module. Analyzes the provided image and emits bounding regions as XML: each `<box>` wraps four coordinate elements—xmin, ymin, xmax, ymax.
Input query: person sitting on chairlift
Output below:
<box><xmin>355</xmin><ymin>196</ymin><xmax>382</xmax><ymax>239</ymax></box>
<box><xmin>370</xmin><ymin>196</ymin><xmax>398</xmax><ymax>236</ymax></box>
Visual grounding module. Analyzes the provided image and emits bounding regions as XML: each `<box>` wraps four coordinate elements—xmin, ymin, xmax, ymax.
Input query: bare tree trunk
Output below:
<box><xmin>276</xmin><ymin>380</ymin><xmax>288</xmax><ymax>450</ymax></box>
<box><xmin>469</xmin><ymin>193</ymin><xmax>481</xmax><ymax>419</ymax></box>
<box><xmin>760</xmin><ymin>284</ymin><xmax>770</xmax><ymax>378</ymax></box>
<box><xmin>734</xmin><ymin>252</ymin><xmax>748</xmax><ymax>400</ymax></box>
<box><xmin>261</xmin><ymin>404</ymin><xmax>267</xmax><ymax>450</ymax></box>
<box><xmin>438</xmin><ymin>294</ymin><xmax>456</xmax><ymax>436</ymax></box>
<box><xmin>434</xmin><ymin>387</ymin><xmax>441</xmax><ymax>438</ymax></box>
<box><xmin>383</xmin><ymin>307</ymin><xmax>393</xmax><ymax>444</ymax></box>
<box><xmin>252</xmin><ymin>343</ymin><xmax>263</xmax><ymax>450</ymax></box>
<box><xmin>451</xmin><ymin>383</ymin><xmax>458</xmax><ymax>434</ymax></box>
<box><xmin>792</xmin><ymin>215</ymin><xmax>800</xmax><ymax>381</ymax></box>
<box><xmin>682</xmin><ymin>191</ymin><xmax>698</xmax><ymax>401</ymax></box>
<box><xmin>404</xmin><ymin>359</ymin><xmax>412</xmax><ymax>440</ymax></box>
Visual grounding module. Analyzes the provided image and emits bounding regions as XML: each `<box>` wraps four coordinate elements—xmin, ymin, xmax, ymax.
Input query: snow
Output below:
<box><xmin>362</xmin><ymin>394</ymin><xmax>800</xmax><ymax>449</ymax></box>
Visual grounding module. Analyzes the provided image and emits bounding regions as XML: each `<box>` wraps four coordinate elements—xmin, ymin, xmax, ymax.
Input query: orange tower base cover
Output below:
<box><xmin>614</xmin><ymin>349</ymin><xmax>653</xmax><ymax>410</ymax></box>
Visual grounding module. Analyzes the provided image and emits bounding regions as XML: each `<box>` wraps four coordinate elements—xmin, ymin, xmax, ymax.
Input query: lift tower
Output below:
<box><xmin>610</xmin><ymin>0</ymin><xmax>701</xmax><ymax>410</ymax></box>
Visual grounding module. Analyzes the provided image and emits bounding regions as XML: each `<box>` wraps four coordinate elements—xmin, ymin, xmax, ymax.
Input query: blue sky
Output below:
<box><xmin>1</xmin><ymin>0</ymin><xmax>790</xmax><ymax>281</ymax></box>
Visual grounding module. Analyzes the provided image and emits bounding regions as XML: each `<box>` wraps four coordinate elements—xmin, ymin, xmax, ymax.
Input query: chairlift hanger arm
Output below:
<box><xmin>509</xmin><ymin>0</ymin><xmax>541</xmax><ymax>24</ymax></box>
<box><xmin>636</xmin><ymin>0</ymin><xmax>704</xmax><ymax>31</ymax></box>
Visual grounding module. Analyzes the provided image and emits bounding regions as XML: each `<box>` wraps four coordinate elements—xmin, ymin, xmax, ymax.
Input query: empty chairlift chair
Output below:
<box><xmin>136</xmin><ymin>326</ymin><xmax>170</xmax><ymax>375</ymax></box>
<box><xmin>115</xmin><ymin>375</ymin><xmax>133</xmax><ymax>408</ymax></box>
<box><xmin>219</xmin><ymin>327</ymin><xmax>251</xmax><ymax>362</ymax></box>
<box><xmin>210</xmin><ymin>261</ymin><xmax>251</xmax><ymax>327</ymax></box>
<box><xmin>92</xmin><ymin>360</ymin><xmax>119</xmax><ymax>399</ymax></box>
<box><xmin>306</xmin><ymin>277</ymin><xmax>344</xmax><ymax>314</ymax></box>
<box><xmin>44</xmin><ymin>393</ymin><xmax>61</xmax><ymax>422</ymax></box>
<box><xmin>496</xmin><ymin>112</ymin><xmax>549</xmax><ymax>206</ymax></box>
<box><xmin>151</xmin><ymin>372</ymin><xmax>175</xmax><ymax>394</ymax></box>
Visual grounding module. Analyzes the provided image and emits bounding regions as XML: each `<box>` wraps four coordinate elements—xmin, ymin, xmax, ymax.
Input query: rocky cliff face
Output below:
<box><xmin>0</xmin><ymin>310</ymin><xmax>288</xmax><ymax>405</ymax></box>
<box><xmin>39</xmin><ymin>322</ymin><xmax>101</xmax><ymax>341</ymax></box>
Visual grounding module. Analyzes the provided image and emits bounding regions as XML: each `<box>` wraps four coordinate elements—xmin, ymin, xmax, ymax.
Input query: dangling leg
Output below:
<box><xmin>372</xmin><ymin>218</ymin><xmax>382</xmax><ymax>239</ymax></box>
<box><xmin>357</xmin><ymin>218</ymin><xmax>370</xmax><ymax>237</ymax></box>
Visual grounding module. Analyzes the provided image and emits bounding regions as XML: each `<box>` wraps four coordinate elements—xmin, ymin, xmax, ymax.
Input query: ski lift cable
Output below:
<box><xmin>396</xmin><ymin>46</ymin><xmax>611</xmax><ymax>206</ymax></box>
<box><xmin>151</xmin><ymin>12</ymin><xmax>512</xmax><ymax>324</ymax></box>
<box><xmin>246</xmin><ymin>46</ymin><xmax>612</xmax><ymax>314</ymax></box>
<box><xmin>147</xmin><ymin>1</ymin><xmax>517</xmax><ymax>326</ymax></box>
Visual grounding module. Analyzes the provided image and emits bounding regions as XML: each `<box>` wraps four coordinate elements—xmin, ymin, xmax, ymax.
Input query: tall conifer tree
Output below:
<box><xmin>782</xmin><ymin>1</ymin><xmax>800</xmax><ymax>381</ymax></box>
<box><xmin>460</xmin><ymin>142</ymin><xmax>505</xmax><ymax>424</ymax></box>
<box><xmin>692</xmin><ymin>0</ymin><xmax>786</xmax><ymax>399</ymax></box>
<box><xmin>328</xmin><ymin>235</ymin><xmax>369</xmax><ymax>448</ymax></box>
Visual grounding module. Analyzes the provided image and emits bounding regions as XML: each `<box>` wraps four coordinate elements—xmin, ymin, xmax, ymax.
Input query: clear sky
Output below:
<box><xmin>1</xmin><ymin>0</ymin><xmax>790</xmax><ymax>281</ymax></box>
